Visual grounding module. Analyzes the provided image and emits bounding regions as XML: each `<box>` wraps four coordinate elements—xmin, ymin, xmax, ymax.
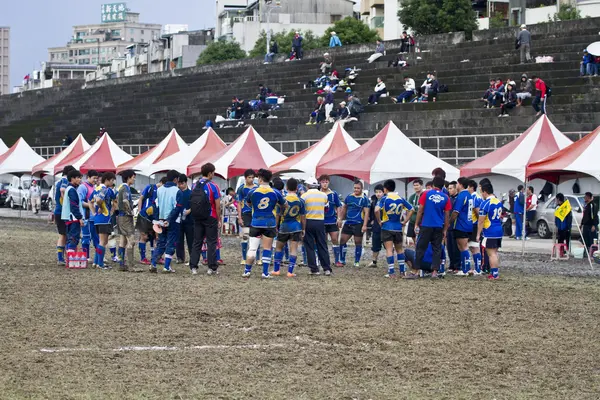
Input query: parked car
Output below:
<box><xmin>0</xmin><ymin>183</ymin><xmax>9</xmax><ymax>206</ymax></box>
<box><xmin>534</xmin><ymin>194</ymin><xmax>587</xmax><ymax>239</ymax></box>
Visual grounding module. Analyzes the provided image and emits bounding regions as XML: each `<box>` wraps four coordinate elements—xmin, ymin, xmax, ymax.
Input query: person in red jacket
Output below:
<box><xmin>531</xmin><ymin>75</ymin><xmax>547</xmax><ymax>116</ymax></box>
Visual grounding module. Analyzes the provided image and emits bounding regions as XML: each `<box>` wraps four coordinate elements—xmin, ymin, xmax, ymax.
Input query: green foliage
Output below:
<box><xmin>397</xmin><ymin>0</ymin><xmax>478</xmax><ymax>36</ymax></box>
<box><xmin>196</xmin><ymin>39</ymin><xmax>246</xmax><ymax>65</ymax></box>
<box><xmin>489</xmin><ymin>12</ymin><xmax>507</xmax><ymax>29</ymax></box>
<box><xmin>248</xmin><ymin>30</ymin><xmax>320</xmax><ymax>58</ymax></box>
<box><xmin>319</xmin><ymin>17</ymin><xmax>380</xmax><ymax>47</ymax></box>
<box><xmin>549</xmin><ymin>4</ymin><xmax>582</xmax><ymax>21</ymax></box>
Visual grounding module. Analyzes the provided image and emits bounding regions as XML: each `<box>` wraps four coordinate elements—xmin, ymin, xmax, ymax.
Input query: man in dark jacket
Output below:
<box><xmin>427</xmin><ymin>73</ymin><xmax>439</xmax><ymax>102</ymax></box>
<box><xmin>292</xmin><ymin>32</ymin><xmax>303</xmax><ymax>60</ymax></box>
<box><xmin>581</xmin><ymin>192</ymin><xmax>598</xmax><ymax>255</ymax></box>
<box><xmin>264</xmin><ymin>41</ymin><xmax>278</xmax><ymax>64</ymax></box>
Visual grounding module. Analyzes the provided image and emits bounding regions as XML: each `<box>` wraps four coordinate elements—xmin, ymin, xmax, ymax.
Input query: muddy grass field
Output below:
<box><xmin>0</xmin><ymin>218</ymin><xmax>599</xmax><ymax>399</ymax></box>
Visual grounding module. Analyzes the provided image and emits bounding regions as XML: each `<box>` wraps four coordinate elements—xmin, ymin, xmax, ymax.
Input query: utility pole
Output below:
<box><xmin>264</xmin><ymin>0</ymin><xmax>281</xmax><ymax>55</ymax></box>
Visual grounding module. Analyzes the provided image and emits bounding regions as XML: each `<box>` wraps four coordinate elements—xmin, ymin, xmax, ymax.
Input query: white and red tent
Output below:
<box><xmin>190</xmin><ymin>126</ymin><xmax>286</xmax><ymax>179</ymax></box>
<box><xmin>527</xmin><ymin>125</ymin><xmax>600</xmax><ymax>182</ymax></box>
<box><xmin>57</xmin><ymin>133</ymin><xmax>132</xmax><ymax>174</ymax></box>
<box><xmin>148</xmin><ymin>128</ymin><xmax>227</xmax><ymax>176</ymax></box>
<box><xmin>460</xmin><ymin>115</ymin><xmax>572</xmax><ymax>181</ymax></box>
<box><xmin>116</xmin><ymin>128</ymin><xmax>187</xmax><ymax>176</ymax></box>
<box><xmin>32</xmin><ymin>134</ymin><xmax>91</xmax><ymax>176</ymax></box>
<box><xmin>0</xmin><ymin>138</ymin><xmax>45</xmax><ymax>175</ymax></box>
<box><xmin>317</xmin><ymin>121</ymin><xmax>459</xmax><ymax>183</ymax></box>
<box><xmin>270</xmin><ymin>122</ymin><xmax>360</xmax><ymax>177</ymax></box>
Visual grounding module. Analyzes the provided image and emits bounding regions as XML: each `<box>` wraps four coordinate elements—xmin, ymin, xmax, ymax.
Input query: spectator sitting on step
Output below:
<box><xmin>367</xmin><ymin>40</ymin><xmax>385</xmax><ymax>63</ymax></box>
<box><xmin>499</xmin><ymin>83</ymin><xmax>517</xmax><ymax>117</ymax></box>
<box><xmin>480</xmin><ymin>78</ymin><xmax>496</xmax><ymax>106</ymax></box>
<box><xmin>228</xmin><ymin>97</ymin><xmax>240</xmax><ymax>119</ymax></box>
<box><xmin>324</xmin><ymin>91</ymin><xmax>335</xmax><ymax>122</ymax></box>
<box><xmin>516</xmin><ymin>74</ymin><xmax>534</xmax><ymax>106</ymax></box>
<box><xmin>400</xmin><ymin>32</ymin><xmax>410</xmax><ymax>53</ymax></box>
<box><xmin>285</xmin><ymin>48</ymin><xmax>298</xmax><ymax>62</ymax></box>
<box><xmin>320</xmin><ymin>53</ymin><xmax>333</xmax><ymax>75</ymax></box>
<box><xmin>416</xmin><ymin>73</ymin><xmax>432</xmax><ymax>98</ymax></box>
<box><xmin>367</xmin><ymin>77</ymin><xmax>387</xmax><ymax>105</ymax></box>
<box><xmin>336</xmin><ymin>101</ymin><xmax>349</xmax><ymax>120</ymax></box>
<box><xmin>388</xmin><ymin>54</ymin><xmax>408</xmax><ymax>69</ymax></box>
<box><xmin>580</xmin><ymin>49</ymin><xmax>597</xmax><ymax>77</ymax></box>
<box><xmin>258</xmin><ymin>84</ymin><xmax>269</xmax><ymax>102</ymax></box>
<box><xmin>347</xmin><ymin>94</ymin><xmax>363</xmax><ymax>119</ymax></box>
<box><xmin>329</xmin><ymin>69</ymin><xmax>340</xmax><ymax>87</ymax></box>
<box><xmin>306</xmin><ymin>96</ymin><xmax>325</xmax><ymax>125</ymax></box>
<box><xmin>95</xmin><ymin>126</ymin><xmax>106</xmax><ymax>142</ymax></box>
<box><xmin>264</xmin><ymin>40</ymin><xmax>278</xmax><ymax>64</ymax></box>
<box><xmin>426</xmin><ymin>73</ymin><xmax>439</xmax><ymax>102</ymax></box>
<box><xmin>485</xmin><ymin>78</ymin><xmax>504</xmax><ymax>108</ymax></box>
<box><xmin>392</xmin><ymin>76</ymin><xmax>416</xmax><ymax>103</ymax></box>
<box><xmin>237</xmin><ymin>99</ymin><xmax>252</xmax><ymax>119</ymax></box>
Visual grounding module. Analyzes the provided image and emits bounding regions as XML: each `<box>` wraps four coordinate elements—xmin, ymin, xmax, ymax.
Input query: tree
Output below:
<box><xmin>248</xmin><ymin>30</ymin><xmax>320</xmax><ymax>59</ymax></box>
<box><xmin>319</xmin><ymin>17</ymin><xmax>380</xmax><ymax>47</ymax></box>
<box><xmin>196</xmin><ymin>39</ymin><xmax>246</xmax><ymax>65</ymax></box>
<box><xmin>550</xmin><ymin>4</ymin><xmax>582</xmax><ymax>21</ymax></box>
<box><xmin>489</xmin><ymin>12</ymin><xmax>507</xmax><ymax>29</ymax></box>
<box><xmin>398</xmin><ymin>0</ymin><xmax>478</xmax><ymax>36</ymax></box>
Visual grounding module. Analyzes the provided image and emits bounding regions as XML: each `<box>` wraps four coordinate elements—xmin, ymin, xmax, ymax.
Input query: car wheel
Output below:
<box><xmin>22</xmin><ymin>199</ymin><xmax>27</xmax><ymax>210</ymax></box>
<box><xmin>8</xmin><ymin>198</ymin><xmax>15</xmax><ymax>209</ymax></box>
<box><xmin>537</xmin><ymin>220</ymin><xmax>551</xmax><ymax>239</ymax></box>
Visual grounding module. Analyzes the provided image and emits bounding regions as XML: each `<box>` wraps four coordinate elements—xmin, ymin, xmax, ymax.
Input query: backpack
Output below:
<box><xmin>546</xmin><ymin>86</ymin><xmax>552</xmax><ymax>97</ymax></box>
<box><xmin>439</xmin><ymin>84</ymin><xmax>449</xmax><ymax>93</ymax></box>
<box><xmin>190</xmin><ymin>180</ymin><xmax>211</xmax><ymax>220</ymax></box>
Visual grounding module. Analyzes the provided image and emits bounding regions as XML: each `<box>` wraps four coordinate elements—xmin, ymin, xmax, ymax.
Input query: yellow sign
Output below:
<box><xmin>554</xmin><ymin>199</ymin><xmax>572</xmax><ymax>222</ymax></box>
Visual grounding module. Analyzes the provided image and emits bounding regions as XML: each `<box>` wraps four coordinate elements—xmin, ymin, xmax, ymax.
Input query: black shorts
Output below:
<box><xmin>481</xmin><ymin>237</ymin><xmax>502</xmax><ymax>249</ymax></box>
<box><xmin>250</xmin><ymin>227</ymin><xmax>277</xmax><ymax>238</ymax></box>
<box><xmin>371</xmin><ymin>230</ymin><xmax>382</xmax><ymax>253</ymax></box>
<box><xmin>278</xmin><ymin>232</ymin><xmax>302</xmax><ymax>243</ymax></box>
<box><xmin>342</xmin><ymin>223</ymin><xmax>363</xmax><ymax>237</ymax></box>
<box><xmin>55</xmin><ymin>217</ymin><xmax>67</xmax><ymax>235</ymax></box>
<box><xmin>407</xmin><ymin>221</ymin><xmax>416</xmax><ymax>238</ymax></box>
<box><xmin>242</xmin><ymin>213</ymin><xmax>252</xmax><ymax>228</ymax></box>
<box><xmin>325</xmin><ymin>224</ymin><xmax>339</xmax><ymax>234</ymax></box>
<box><xmin>135</xmin><ymin>215</ymin><xmax>154</xmax><ymax>234</ymax></box>
<box><xmin>469</xmin><ymin>227</ymin><xmax>478</xmax><ymax>243</ymax></box>
<box><xmin>95</xmin><ymin>223</ymin><xmax>113</xmax><ymax>235</ymax></box>
<box><xmin>453</xmin><ymin>229</ymin><xmax>471</xmax><ymax>239</ymax></box>
<box><xmin>381</xmin><ymin>230</ymin><xmax>403</xmax><ymax>245</ymax></box>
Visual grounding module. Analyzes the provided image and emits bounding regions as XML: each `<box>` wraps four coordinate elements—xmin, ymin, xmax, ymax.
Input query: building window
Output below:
<box><xmin>111</xmin><ymin>29</ymin><xmax>121</xmax><ymax>37</ymax></box>
<box><xmin>331</xmin><ymin>14</ymin><xmax>342</xmax><ymax>23</ymax></box>
<box><xmin>92</xmin><ymin>58</ymin><xmax>98</xmax><ymax>64</ymax></box>
<box><xmin>141</xmin><ymin>30</ymin><xmax>144</xmax><ymax>34</ymax></box>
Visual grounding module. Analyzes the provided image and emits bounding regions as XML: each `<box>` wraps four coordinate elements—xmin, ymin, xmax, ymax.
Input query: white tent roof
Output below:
<box><xmin>116</xmin><ymin>128</ymin><xmax>188</xmax><ymax>176</ymax></box>
<box><xmin>270</xmin><ymin>122</ymin><xmax>360</xmax><ymax>177</ymax></box>
<box><xmin>32</xmin><ymin>134</ymin><xmax>91</xmax><ymax>176</ymax></box>
<box><xmin>148</xmin><ymin>128</ymin><xmax>227</xmax><ymax>176</ymax></box>
<box><xmin>0</xmin><ymin>138</ymin><xmax>45</xmax><ymax>176</ymax></box>
<box><xmin>0</xmin><ymin>138</ymin><xmax>8</xmax><ymax>155</ymax></box>
<box><xmin>63</xmin><ymin>133</ymin><xmax>132</xmax><ymax>173</ymax></box>
<box><xmin>317</xmin><ymin>121</ymin><xmax>459</xmax><ymax>183</ymax></box>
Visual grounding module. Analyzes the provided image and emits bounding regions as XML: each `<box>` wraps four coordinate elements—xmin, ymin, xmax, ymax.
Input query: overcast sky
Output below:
<box><xmin>0</xmin><ymin>0</ymin><xmax>215</xmax><ymax>89</ymax></box>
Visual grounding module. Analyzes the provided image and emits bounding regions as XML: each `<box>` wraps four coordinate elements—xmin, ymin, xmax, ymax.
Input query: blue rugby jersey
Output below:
<box><xmin>452</xmin><ymin>189</ymin><xmax>474</xmax><ymax>232</ymax></box>
<box><xmin>236</xmin><ymin>183</ymin><xmax>257</xmax><ymax>215</ymax></box>
<box><xmin>344</xmin><ymin>193</ymin><xmax>370</xmax><ymax>225</ymax></box>
<box><xmin>378</xmin><ymin>193</ymin><xmax>412</xmax><ymax>232</ymax></box>
<box><xmin>279</xmin><ymin>193</ymin><xmax>305</xmax><ymax>233</ymax></box>
<box><xmin>479</xmin><ymin>195</ymin><xmax>503</xmax><ymax>238</ymax></box>
<box><xmin>323</xmin><ymin>189</ymin><xmax>342</xmax><ymax>225</ymax></box>
<box><xmin>247</xmin><ymin>185</ymin><xmax>286</xmax><ymax>228</ymax></box>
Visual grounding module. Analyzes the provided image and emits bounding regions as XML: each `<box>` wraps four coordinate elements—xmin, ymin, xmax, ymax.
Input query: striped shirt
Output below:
<box><xmin>301</xmin><ymin>189</ymin><xmax>328</xmax><ymax>220</ymax></box>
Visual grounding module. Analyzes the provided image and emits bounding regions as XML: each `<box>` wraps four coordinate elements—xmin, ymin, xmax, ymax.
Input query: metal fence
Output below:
<box><xmin>31</xmin><ymin>131</ymin><xmax>588</xmax><ymax>168</ymax></box>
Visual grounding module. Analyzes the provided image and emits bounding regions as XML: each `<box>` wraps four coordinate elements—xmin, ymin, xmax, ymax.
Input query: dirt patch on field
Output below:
<box><xmin>0</xmin><ymin>218</ymin><xmax>599</xmax><ymax>399</ymax></box>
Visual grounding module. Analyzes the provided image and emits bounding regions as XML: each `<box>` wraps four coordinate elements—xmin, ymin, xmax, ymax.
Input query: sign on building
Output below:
<box><xmin>101</xmin><ymin>3</ymin><xmax>127</xmax><ymax>23</ymax></box>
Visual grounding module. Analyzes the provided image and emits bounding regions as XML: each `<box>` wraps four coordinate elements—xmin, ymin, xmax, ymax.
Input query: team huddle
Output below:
<box><xmin>51</xmin><ymin>163</ymin><xmax>503</xmax><ymax>280</ymax></box>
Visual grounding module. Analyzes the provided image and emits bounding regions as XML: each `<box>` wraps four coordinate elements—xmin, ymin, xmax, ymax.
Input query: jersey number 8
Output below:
<box><xmin>258</xmin><ymin>197</ymin><xmax>270</xmax><ymax>210</ymax></box>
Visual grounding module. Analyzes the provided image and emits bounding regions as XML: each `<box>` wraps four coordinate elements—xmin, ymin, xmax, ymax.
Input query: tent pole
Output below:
<box><xmin>521</xmin><ymin>178</ymin><xmax>528</xmax><ymax>256</ymax></box>
<box><xmin>572</xmin><ymin>212</ymin><xmax>594</xmax><ymax>270</ymax></box>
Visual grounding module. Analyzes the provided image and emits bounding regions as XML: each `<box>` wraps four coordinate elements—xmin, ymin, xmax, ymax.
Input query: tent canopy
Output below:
<box><xmin>460</xmin><ymin>115</ymin><xmax>572</xmax><ymax>181</ymax></box>
<box><xmin>0</xmin><ymin>138</ymin><xmax>45</xmax><ymax>175</ymax></box>
<box><xmin>0</xmin><ymin>138</ymin><xmax>8</xmax><ymax>155</ymax></box>
<box><xmin>56</xmin><ymin>133</ymin><xmax>132</xmax><ymax>174</ymax></box>
<box><xmin>32</xmin><ymin>134</ymin><xmax>91</xmax><ymax>176</ymax></box>
<box><xmin>191</xmin><ymin>126</ymin><xmax>286</xmax><ymax>179</ymax></box>
<box><xmin>116</xmin><ymin>128</ymin><xmax>187</xmax><ymax>175</ymax></box>
<box><xmin>316</xmin><ymin>121</ymin><xmax>459</xmax><ymax>183</ymax></box>
<box><xmin>270</xmin><ymin>122</ymin><xmax>360</xmax><ymax>177</ymax></box>
<box><xmin>148</xmin><ymin>128</ymin><xmax>227</xmax><ymax>176</ymax></box>
<box><xmin>526</xmin><ymin>125</ymin><xmax>600</xmax><ymax>183</ymax></box>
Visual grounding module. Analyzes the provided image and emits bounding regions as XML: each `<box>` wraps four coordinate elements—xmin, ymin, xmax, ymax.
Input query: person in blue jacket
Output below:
<box><xmin>580</xmin><ymin>50</ymin><xmax>595</xmax><ymax>77</ymax></box>
<box><xmin>329</xmin><ymin>31</ymin><xmax>342</xmax><ymax>47</ymax></box>
<box><xmin>151</xmin><ymin>170</ymin><xmax>181</xmax><ymax>273</ymax></box>
<box><xmin>61</xmin><ymin>169</ymin><xmax>84</xmax><ymax>254</ymax></box>
<box><xmin>176</xmin><ymin>174</ymin><xmax>194</xmax><ymax>264</ymax></box>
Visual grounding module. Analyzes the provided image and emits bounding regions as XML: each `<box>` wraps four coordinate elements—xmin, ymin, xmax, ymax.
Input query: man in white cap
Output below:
<box><xmin>301</xmin><ymin>178</ymin><xmax>332</xmax><ymax>276</ymax></box>
<box><xmin>517</xmin><ymin>24</ymin><xmax>531</xmax><ymax>64</ymax></box>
